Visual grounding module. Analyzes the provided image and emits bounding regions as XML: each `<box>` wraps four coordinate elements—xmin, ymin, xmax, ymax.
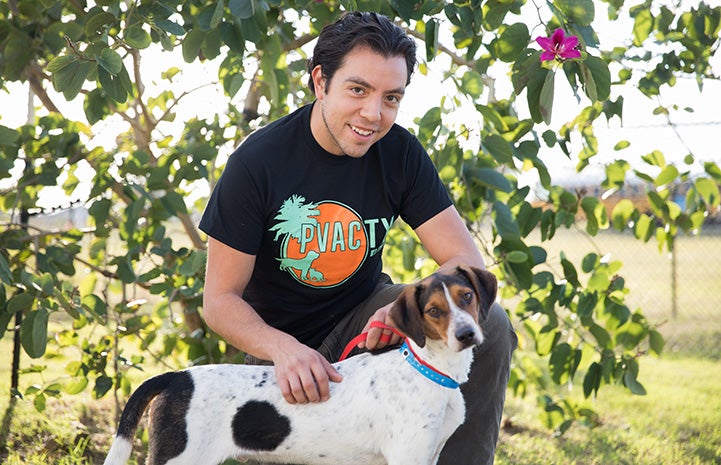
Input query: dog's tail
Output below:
<box><xmin>103</xmin><ymin>372</ymin><xmax>179</xmax><ymax>465</ymax></box>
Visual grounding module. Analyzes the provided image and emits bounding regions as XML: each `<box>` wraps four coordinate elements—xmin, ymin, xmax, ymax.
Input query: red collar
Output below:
<box><xmin>337</xmin><ymin>321</ymin><xmax>459</xmax><ymax>388</ymax></box>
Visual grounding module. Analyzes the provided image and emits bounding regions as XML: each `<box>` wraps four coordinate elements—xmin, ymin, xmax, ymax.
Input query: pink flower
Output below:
<box><xmin>536</xmin><ymin>28</ymin><xmax>581</xmax><ymax>62</ymax></box>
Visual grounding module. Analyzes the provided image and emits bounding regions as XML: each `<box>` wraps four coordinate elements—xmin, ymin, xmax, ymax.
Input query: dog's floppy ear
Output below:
<box><xmin>389</xmin><ymin>285</ymin><xmax>426</xmax><ymax>348</ymax></box>
<box><xmin>458</xmin><ymin>265</ymin><xmax>497</xmax><ymax>321</ymax></box>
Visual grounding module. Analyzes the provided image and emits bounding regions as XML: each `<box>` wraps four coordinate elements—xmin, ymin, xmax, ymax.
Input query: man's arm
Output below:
<box><xmin>362</xmin><ymin>205</ymin><xmax>485</xmax><ymax>349</ymax></box>
<box><xmin>202</xmin><ymin>237</ymin><xmax>342</xmax><ymax>404</ymax></box>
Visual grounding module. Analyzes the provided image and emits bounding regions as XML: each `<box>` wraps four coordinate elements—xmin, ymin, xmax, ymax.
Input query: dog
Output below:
<box><xmin>277</xmin><ymin>250</ymin><xmax>321</xmax><ymax>280</ymax></box>
<box><xmin>103</xmin><ymin>265</ymin><xmax>497</xmax><ymax>465</ymax></box>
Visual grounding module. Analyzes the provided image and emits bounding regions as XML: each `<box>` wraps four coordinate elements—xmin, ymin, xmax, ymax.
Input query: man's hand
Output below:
<box><xmin>359</xmin><ymin>303</ymin><xmax>403</xmax><ymax>351</ymax></box>
<box><xmin>272</xmin><ymin>340</ymin><xmax>343</xmax><ymax>404</ymax></box>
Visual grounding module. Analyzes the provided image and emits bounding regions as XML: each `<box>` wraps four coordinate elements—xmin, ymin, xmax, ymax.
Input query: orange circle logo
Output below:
<box><xmin>279</xmin><ymin>201</ymin><xmax>367</xmax><ymax>287</ymax></box>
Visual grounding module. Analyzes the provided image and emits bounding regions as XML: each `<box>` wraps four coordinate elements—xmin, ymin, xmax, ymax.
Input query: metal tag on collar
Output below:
<box><xmin>399</xmin><ymin>341</ymin><xmax>460</xmax><ymax>389</ymax></box>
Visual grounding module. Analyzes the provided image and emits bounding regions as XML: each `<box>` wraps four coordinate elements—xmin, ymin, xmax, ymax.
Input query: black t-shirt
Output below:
<box><xmin>199</xmin><ymin>103</ymin><xmax>452</xmax><ymax>348</ymax></box>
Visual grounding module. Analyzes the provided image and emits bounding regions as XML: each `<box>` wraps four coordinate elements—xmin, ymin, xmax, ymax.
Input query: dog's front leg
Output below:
<box><xmin>384</xmin><ymin>429</ymin><xmax>447</xmax><ymax>465</ymax></box>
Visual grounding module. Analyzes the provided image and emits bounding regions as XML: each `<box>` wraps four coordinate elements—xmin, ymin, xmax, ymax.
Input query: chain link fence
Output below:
<box><xmin>528</xmin><ymin>224</ymin><xmax>721</xmax><ymax>359</ymax></box>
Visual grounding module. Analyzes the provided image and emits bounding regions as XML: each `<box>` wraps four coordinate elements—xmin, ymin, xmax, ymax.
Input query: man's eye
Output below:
<box><xmin>350</xmin><ymin>87</ymin><xmax>365</xmax><ymax>95</ymax></box>
<box><xmin>386</xmin><ymin>95</ymin><xmax>401</xmax><ymax>104</ymax></box>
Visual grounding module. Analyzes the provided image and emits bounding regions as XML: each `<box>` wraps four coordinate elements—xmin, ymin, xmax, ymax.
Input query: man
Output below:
<box><xmin>200</xmin><ymin>11</ymin><xmax>517</xmax><ymax>465</ymax></box>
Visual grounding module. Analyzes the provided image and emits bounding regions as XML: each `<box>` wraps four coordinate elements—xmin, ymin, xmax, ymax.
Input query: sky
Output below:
<box><xmin>1</xmin><ymin>3</ymin><xmax>720</xmax><ymax>209</ymax></box>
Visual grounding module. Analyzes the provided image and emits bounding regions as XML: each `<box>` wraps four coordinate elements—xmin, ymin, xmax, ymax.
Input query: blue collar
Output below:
<box><xmin>399</xmin><ymin>340</ymin><xmax>460</xmax><ymax>389</ymax></box>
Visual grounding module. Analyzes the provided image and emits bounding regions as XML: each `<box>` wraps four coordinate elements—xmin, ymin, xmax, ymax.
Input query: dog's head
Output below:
<box><xmin>389</xmin><ymin>265</ymin><xmax>497</xmax><ymax>351</ymax></box>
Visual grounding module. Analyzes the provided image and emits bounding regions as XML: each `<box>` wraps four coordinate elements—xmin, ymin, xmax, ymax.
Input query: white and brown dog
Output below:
<box><xmin>103</xmin><ymin>265</ymin><xmax>497</xmax><ymax>465</ymax></box>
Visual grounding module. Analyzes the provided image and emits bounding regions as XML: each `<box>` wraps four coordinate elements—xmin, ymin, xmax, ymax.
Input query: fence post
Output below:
<box><xmin>670</xmin><ymin>237</ymin><xmax>678</xmax><ymax>320</ymax></box>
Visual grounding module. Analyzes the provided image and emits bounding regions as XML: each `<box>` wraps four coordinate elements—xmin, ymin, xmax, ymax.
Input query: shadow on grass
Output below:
<box><xmin>0</xmin><ymin>396</ymin><xmax>18</xmax><ymax>461</ymax></box>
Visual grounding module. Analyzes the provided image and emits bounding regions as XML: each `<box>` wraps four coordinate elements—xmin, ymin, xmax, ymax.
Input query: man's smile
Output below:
<box><xmin>349</xmin><ymin>124</ymin><xmax>375</xmax><ymax>137</ymax></box>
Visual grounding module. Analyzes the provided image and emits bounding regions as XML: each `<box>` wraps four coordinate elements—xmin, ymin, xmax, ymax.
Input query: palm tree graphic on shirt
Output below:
<box><xmin>269</xmin><ymin>195</ymin><xmax>368</xmax><ymax>288</ymax></box>
<box><xmin>270</xmin><ymin>195</ymin><xmax>324</xmax><ymax>282</ymax></box>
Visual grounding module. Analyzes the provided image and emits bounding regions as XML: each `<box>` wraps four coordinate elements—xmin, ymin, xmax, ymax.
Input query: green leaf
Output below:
<box><xmin>506</xmin><ymin>250</ymin><xmax>528</xmax><ymax>263</ymax></box>
<box><xmin>47</xmin><ymin>55</ymin><xmax>75</xmax><ymax>73</ymax></box>
<box><xmin>694</xmin><ymin>178</ymin><xmax>720</xmax><ymax>207</ymax></box>
<box><xmin>493</xmin><ymin>201</ymin><xmax>521</xmax><ymax>240</ymax></box>
<box><xmin>493</xmin><ymin>23</ymin><xmax>530</xmax><ymax>62</ymax></box>
<box><xmin>155</xmin><ymin>19</ymin><xmax>186</xmax><ymax>36</ymax></box>
<box><xmin>463</xmin><ymin>166</ymin><xmax>513</xmax><ymax>192</ymax></box>
<box><xmin>539</xmin><ymin>69</ymin><xmax>555</xmax><ymax>124</ymax></box>
<box><xmin>649</xmin><ymin>329</ymin><xmax>664</xmax><ymax>356</ymax></box>
<box><xmin>124</xmin><ymin>24</ymin><xmax>152</xmax><ymax>49</ymax></box>
<box><xmin>179</xmin><ymin>251</ymin><xmax>206</xmax><ymax>276</ymax></box>
<box><xmin>633</xmin><ymin>214</ymin><xmax>653</xmax><ymax>242</ymax></box>
<box><xmin>20</xmin><ymin>308</ymin><xmax>49</xmax><ymax>359</ymax></box>
<box><xmin>416</xmin><ymin>107</ymin><xmax>441</xmax><ymax>142</ymax></box>
<box><xmin>94</xmin><ymin>375</ymin><xmax>113</xmax><ymax>398</ymax></box>
<box><xmin>704</xmin><ymin>161</ymin><xmax>721</xmax><ymax>181</ymax></box>
<box><xmin>584</xmin><ymin>55</ymin><xmax>611</xmax><ymax>101</ymax></box>
<box><xmin>461</xmin><ymin>70</ymin><xmax>484</xmax><ymax>96</ymax></box>
<box><xmin>52</xmin><ymin>60</ymin><xmax>93</xmax><ymax>100</ymax></box>
<box><xmin>63</xmin><ymin>377</ymin><xmax>89</xmax><ymax>395</ymax></box>
<box><xmin>98</xmin><ymin>64</ymin><xmax>131</xmax><ymax>103</ymax></box>
<box><xmin>536</xmin><ymin>327</ymin><xmax>560</xmax><ymax>356</ymax></box>
<box><xmin>526</xmin><ymin>65</ymin><xmax>548</xmax><ymax>123</ymax></box>
<box><xmin>482</xmin><ymin>134</ymin><xmax>513</xmax><ymax>163</ymax></box>
<box><xmin>210</xmin><ymin>0</ymin><xmax>225</xmax><ymax>29</ymax></box>
<box><xmin>560</xmin><ymin>256</ymin><xmax>580</xmax><ymax>287</ymax></box>
<box><xmin>220</xmin><ymin>22</ymin><xmax>244</xmax><ymax>54</ymax></box>
<box><xmin>81</xmin><ymin>294</ymin><xmax>107</xmax><ymax>320</ymax></box>
<box><xmin>182</xmin><ymin>29</ymin><xmax>205</xmax><ymax>63</ymax></box>
<box><xmin>8</xmin><ymin>293</ymin><xmax>35</xmax><ymax>314</ymax></box>
<box><xmin>623</xmin><ymin>368</ymin><xmax>647</xmax><ymax>395</ymax></box>
<box><xmin>555</xmin><ymin>0</ymin><xmax>595</xmax><ymax>27</ymax></box>
<box><xmin>611</xmin><ymin>199</ymin><xmax>634</xmax><ymax>230</ymax></box>
<box><xmin>425</xmin><ymin>18</ymin><xmax>439</xmax><ymax>61</ymax></box>
<box><xmin>583</xmin><ymin>362</ymin><xmax>602</xmax><ymax>397</ymax></box>
<box><xmin>633</xmin><ymin>8</ymin><xmax>653</xmax><ymax>46</ymax></box>
<box><xmin>33</xmin><ymin>393</ymin><xmax>47</xmax><ymax>412</ymax></box>
<box><xmin>642</xmin><ymin>149</ymin><xmax>666</xmax><ymax>167</ymax></box>
<box><xmin>161</xmin><ymin>191</ymin><xmax>188</xmax><ymax>216</ymax></box>
<box><xmin>84</xmin><ymin>11</ymin><xmax>116</xmax><ymax>36</ymax></box>
<box><xmin>95</xmin><ymin>48</ymin><xmax>122</xmax><ymax>75</ymax></box>
<box><xmin>0</xmin><ymin>254</ymin><xmax>12</xmax><ymax>284</ymax></box>
<box><xmin>229</xmin><ymin>0</ymin><xmax>254</xmax><ymax>19</ymax></box>
<box><xmin>0</xmin><ymin>124</ymin><xmax>18</xmax><ymax>146</ymax></box>
<box><xmin>654</xmin><ymin>165</ymin><xmax>679</xmax><ymax>187</ymax></box>
<box><xmin>589</xmin><ymin>323</ymin><xmax>611</xmax><ymax>349</ymax></box>
<box><xmin>577</xmin><ymin>292</ymin><xmax>598</xmax><ymax>318</ymax></box>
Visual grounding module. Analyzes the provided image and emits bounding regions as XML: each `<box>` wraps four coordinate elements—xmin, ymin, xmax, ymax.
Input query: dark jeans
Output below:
<box><xmin>246</xmin><ymin>274</ymin><xmax>518</xmax><ymax>465</ymax></box>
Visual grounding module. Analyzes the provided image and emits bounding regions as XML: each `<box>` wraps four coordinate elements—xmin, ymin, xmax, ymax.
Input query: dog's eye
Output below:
<box><xmin>462</xmin><ymin>292</ymin><xmax>473</xmax><ymax>303</ymax></box>
<box><xmin>426</xmin><ymin>307</ymin><xmax>442</xmax><ymax>318</ymax></box>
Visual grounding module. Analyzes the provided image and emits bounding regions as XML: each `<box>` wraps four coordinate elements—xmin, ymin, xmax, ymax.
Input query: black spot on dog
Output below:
<box><xmin>232</xmin><ymin>400</ymin><xmax>291</xmax><ymax>451</ymax></box>
<box><xmin>147</xmin><ymin>371</ymin><xmax>194</xmax><ymax>464</ymax></box>
<box><xmin>255</xmin><ymin>371</ymin><xmax>269</xmax><ymax>388</ymax></box>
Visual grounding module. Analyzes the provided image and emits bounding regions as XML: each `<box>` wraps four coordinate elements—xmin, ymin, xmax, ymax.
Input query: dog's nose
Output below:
<box><xmin>455</xmin><ymin>327</ymin><xmax>478</xmax><ymax>346</ymax></box>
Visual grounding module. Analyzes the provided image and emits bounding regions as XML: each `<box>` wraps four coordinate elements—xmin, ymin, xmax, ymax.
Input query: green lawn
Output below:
<box><xmin>496</xmin><ymin>355</ymin><xmax>721</xmax><ymax>465</ymax></box>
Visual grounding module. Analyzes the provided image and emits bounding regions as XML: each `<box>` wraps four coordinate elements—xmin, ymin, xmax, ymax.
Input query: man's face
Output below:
<box><xmin>309</xmin><ymin>46</ymin><xmax>408</xmax><ymax>158</ymax></box>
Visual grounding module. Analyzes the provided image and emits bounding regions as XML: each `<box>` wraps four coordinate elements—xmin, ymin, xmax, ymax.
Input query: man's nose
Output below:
<box><xmin>359</xmin><ymin>98</ymin><xmax>382</xmax><ymax>122</ymax></box>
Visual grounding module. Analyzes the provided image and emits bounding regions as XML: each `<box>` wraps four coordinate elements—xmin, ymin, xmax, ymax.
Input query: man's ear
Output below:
<box><xmin>388</xmin><ymin>285</ymin><xmax>426</xmax><ymax>348</ymax></box>
<box><xmin>310</xmin><ymin>65</ymin><xmax>326</xmax><ymax>98</ymax></box>
<box><xmin>457</xmin><ymin>265</ymin><xmax>497</xmax><ymax>321</ymax></box>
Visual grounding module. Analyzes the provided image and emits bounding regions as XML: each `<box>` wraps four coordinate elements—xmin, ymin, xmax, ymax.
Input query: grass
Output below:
<box><xmin>496</xmin><ymin>355</ymin><xmax>721</xmax><ymax>465</ymax></box>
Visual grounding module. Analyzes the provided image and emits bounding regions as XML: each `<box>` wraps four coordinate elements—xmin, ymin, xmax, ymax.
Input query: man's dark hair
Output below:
<box><xmin>307</xmin><ymin>12</ymin><xmax>417</xmax><ymax>95</ymax></box>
